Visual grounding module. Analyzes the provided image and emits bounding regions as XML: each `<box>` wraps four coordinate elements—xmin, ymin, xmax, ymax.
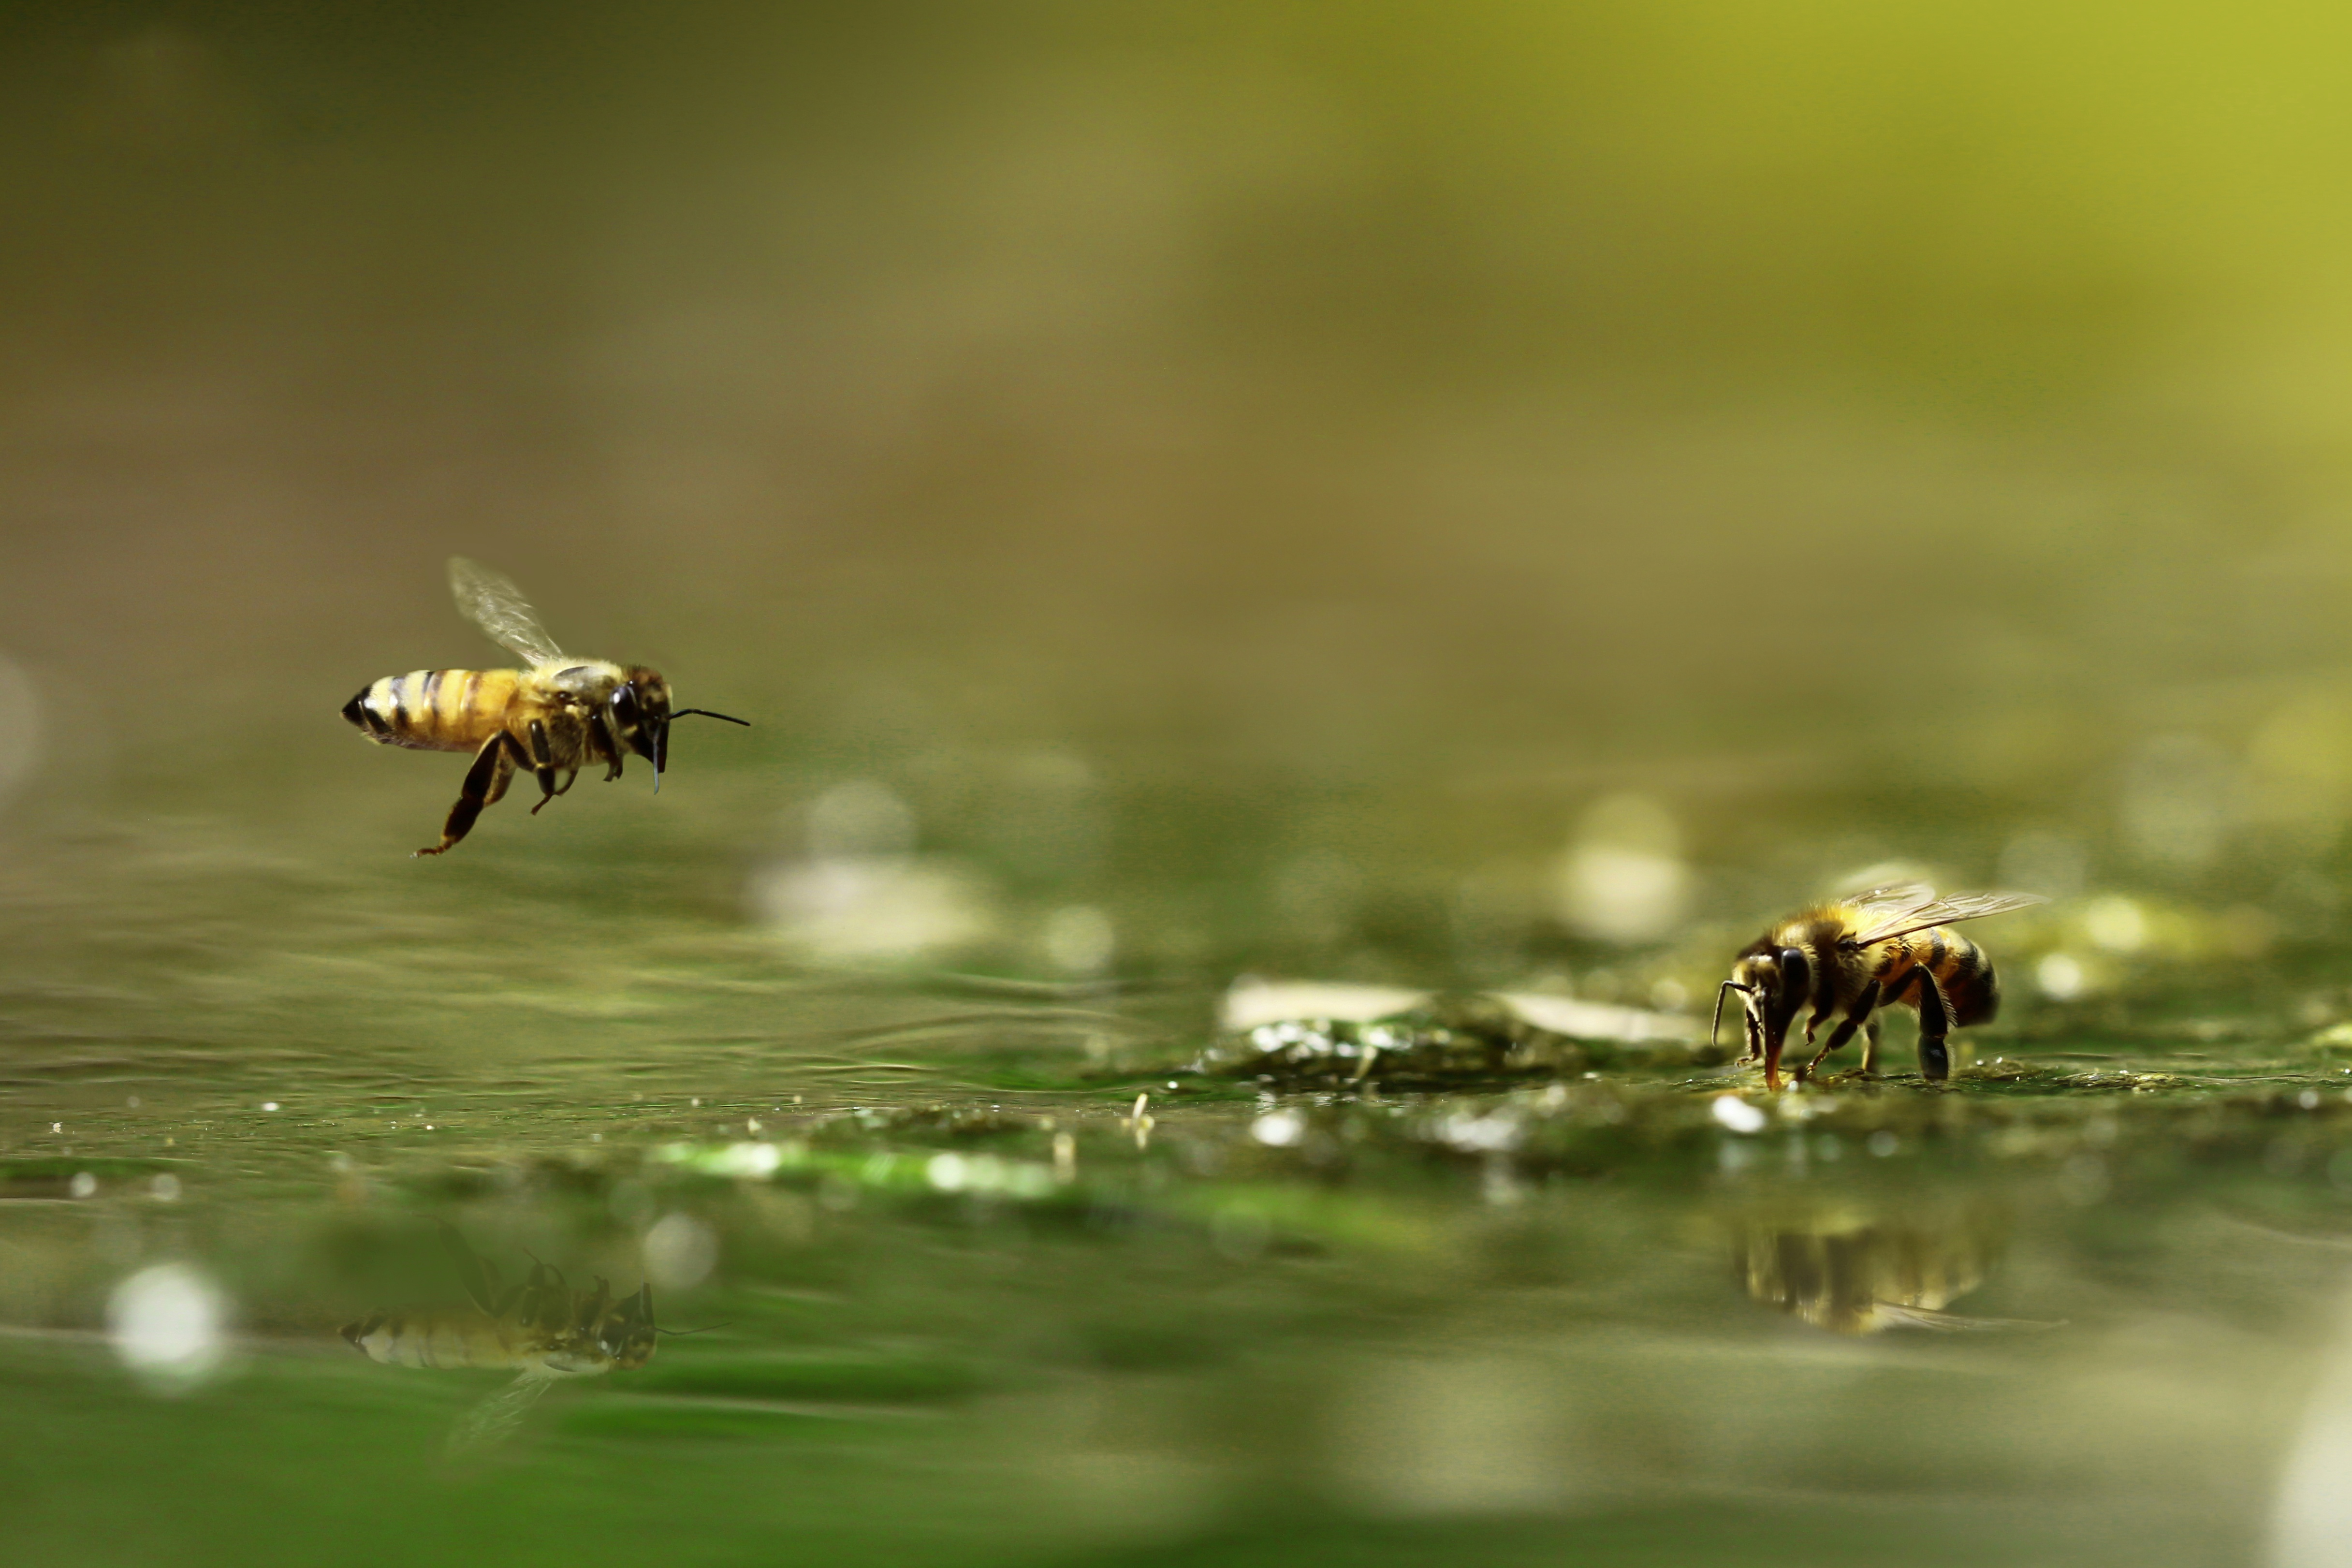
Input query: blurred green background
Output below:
<box><xmin>12</xmin><ymin>1</ymin><xmax>2352</xmax><ymax>889</ymax></box>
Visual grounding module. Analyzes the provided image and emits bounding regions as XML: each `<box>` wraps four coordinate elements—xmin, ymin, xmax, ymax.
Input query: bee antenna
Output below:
<box><xmin>1711</xmin><ymin>981</ymin><xmax>1753</xmax><ymax>1048</ymax></box>
<box><xmin>670</xmin><ymin>709</ymin><xmax>750</xmax><ymax>726</ymax></box>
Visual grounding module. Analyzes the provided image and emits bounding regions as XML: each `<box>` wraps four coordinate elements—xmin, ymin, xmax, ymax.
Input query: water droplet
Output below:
<box><xmin>1710</xmin><ymin>1095</ymin><xmax>1767</xmax><ymax>1135</ymax></box>
<box><xmin>642</xmin><ymin>1213</ymin><xmax>718</xmax><ymax>1291</ymax></box>
<box><xmin>108</xmin><ymin>1265</ymin><xmax>229</xmax><ymax>1393</ymax></box>
<box><xmin>1251</xmin><ymin>1111</ymin><xmax>1304</xmax><ymax>1147</ymax></box>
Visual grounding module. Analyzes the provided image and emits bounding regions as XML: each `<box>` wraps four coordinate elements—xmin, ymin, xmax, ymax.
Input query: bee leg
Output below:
<box><xmin>483</xmin><ymin>739</ymin><xmax>518</xmax><ymax>806</ymax></box>
<box><xmin>526</xmin><ymin>719</ymin><xmax>562</xmax><ymax>813</ymax></box>
<box><xmin>1859</xmin><ymin>1017</ymin><xmax>1883</xmax><ymax>1074</ymax></box>
<box><xmin>1795</xmin><ymin>980</ymin><xmax>1881</xmax><ymax>1084</ymax></box>
<box><xmin>1913</xmin><ymin>967</ymin><xmax>1955</xmax><ymax>1080</ymax></box>
<box><xmin>415</xmin><ymin>734</ymin><xmax>514</xmax><ymax>856</ymax></box>
<box><xmin>593</xmin><ymin>707</ymin><xmax>628</xmax><ymax>781</ymax></box>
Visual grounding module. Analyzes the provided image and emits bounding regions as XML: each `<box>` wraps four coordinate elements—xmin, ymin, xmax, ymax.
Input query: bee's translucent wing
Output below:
<box><xmin>448</xmin><ymin>557</ymin><xmax>565</xmax><ymax>666</ymax></box>
<box><xmin>1850</xmin><ymin>892</ymin><xmax>2048</xmax><ymax>947</ymax></box>
<box><xmin>1842</xmin><ymin>881</ymin><xmax>1936</xmax><ymax>917</ymax></box>
<box><xmin>1871</xmin><ymin>1304</ymin><xmax>2064</xmax><ymax>1333</ymax></box>
<box><xmin>438</xmin><ymin>1221</ymin><xmax>500</xmax><ymax>1316</ymax></box>
<box><xmin>445</xmin><ymin>1368</ymin><xmax>559</xmax><ymax>1458</ymax></box>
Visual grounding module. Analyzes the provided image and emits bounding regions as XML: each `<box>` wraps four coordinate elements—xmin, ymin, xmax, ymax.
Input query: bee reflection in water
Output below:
<box><xmin>343</xmin><ymin>1223</ymin><xmax>663</xmax><ymax>1454</ymax></box>
<box><xmin>1733</xmin><ymin>1208</ymin><xmax>2055</xmax><ymax>1335</ymax></box>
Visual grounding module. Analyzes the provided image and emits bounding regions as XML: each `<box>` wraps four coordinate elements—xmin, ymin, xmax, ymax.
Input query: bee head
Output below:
<box><xmin>602</xmin><ymin>1283</ymin><xmax>659</xmax><ymax>1370</ymax></box>
<box><xmin>607</xmin><ymin>667</ymin><xmax>674</xmax><ymax>773</ymax></box>
<box><xmin>1716</xmin><ymin>941</ymin><xmax>1812</xmax><ymax>1049</ymax></box>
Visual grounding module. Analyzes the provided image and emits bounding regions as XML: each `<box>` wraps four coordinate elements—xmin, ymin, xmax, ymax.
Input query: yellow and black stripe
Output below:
<box><xmin>342</xmin><ymin>669</ymin><xmax>516</xmax><ymax>752</ymax></box>
<box><xmin>1870</xmin><ymin>927</ymin><xmax>1999</xmax><ymax>1028</ymax></box>
<box><xmin>341</xmin><ymin>1307</ymin><xmax>532</xmax><ymax>1370</ymax></box>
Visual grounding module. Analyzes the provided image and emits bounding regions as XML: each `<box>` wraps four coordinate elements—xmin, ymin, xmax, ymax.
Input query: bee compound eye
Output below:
<box><xmin>611</xmin><ymin>686</ymin><xmax>641</xmax><ymax>725</ymax></box>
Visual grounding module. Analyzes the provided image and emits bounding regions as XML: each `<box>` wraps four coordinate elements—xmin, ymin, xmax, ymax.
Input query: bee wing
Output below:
<box><xmin>448</xmin><ymin>557</ymin><xmax>566</xmax><ymax>666</ymax></box>
<box><xmin>444</xmin><ymin>1369</ymin><xmax>559</xmax><ymax>1458</ymax></box>
<box><xmin>1850</xmin><ymin>891</ymin><xmax>2048</xmax><ymax>947</ymax></box>
<box><xmin>1841</xmin><ymin>881</ymin><xmax>1937</xmax><ymax>916</ymax></box>
<box><xmin>1872</xmin><ymin>1304</ymin><xmax>2064</xmax><ymax>1333</ymax></box>
<box><xmin>438</xmin><ymin>1221</ymin><xmax>500</xmax><ymax>1316</ymax></box>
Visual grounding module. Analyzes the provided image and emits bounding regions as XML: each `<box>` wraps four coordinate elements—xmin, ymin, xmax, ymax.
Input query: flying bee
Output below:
<box><xmin>1712</xmin><ymin>883</ymin><xmax>2046</xmax><ymax>1090</ymax></box>
<box><xmin>342</xmin><ymin>1223</ymin><xmax>663</xmax><ymax>1454</ymax></box>
<box><xmin>342</xmin><ymin>557</ymin><xmax>747</xmax><ymax>855</ymax></box>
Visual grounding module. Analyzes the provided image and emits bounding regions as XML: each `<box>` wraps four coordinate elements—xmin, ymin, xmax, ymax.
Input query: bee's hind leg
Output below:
<box><xmin>1912</xmin><ymin>967</ymin><xmax>1955</xmax><ymax>1081</ymax></box>
<box><xmin>415</xmin><ymin>735</ymin><xmax>515</xmax><ymax>857</ymax></box>
<box><xmin>1859</xmin><ymin>1016</ymin><xmax>1883</xmax><ymax>1075</ymax></box>
<box><xmin>1794</xmin><ymin>980</ymin><xmax>1881</xmax><ymax>1084</ymax></box>
<box><xmin>524</xmin><ymin>720</ymin><xmax>567</xmax><ymax>814</ymax></box>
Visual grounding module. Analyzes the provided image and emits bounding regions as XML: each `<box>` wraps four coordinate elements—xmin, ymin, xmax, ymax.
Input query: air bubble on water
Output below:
<box><xmin>2037</xmin><ymin>953</ymin><xmax>2087</xmax><ymax>1000</ymax></box>
<box><xmin>642</xmin><ymin>1213</ymin><xmax>718</xmax><ymax>1291</ymax></box>
<box><xmin>1251</xmin><ymin>1111</ymin><xmax>1304</xmax><ymax>1147</ymax></box>
<box><xmin>705</xmin><ymin>1142</ymin><xmax>782</xmax><ymax>1178</ymax></box>
<box><xmin>108</xmin><ymin>1264</ymin><xmax>229</xmax><ymax>1394</ymax></box>
<box><xmin>70</xmin><ymin>1172</ymin><xmax>96</xmax><ymax>1199</ymax></box>
<box><xmin>2083</xmin><ymin>896</ymin><xmax>2149</xmax><ymax>953</ymax></box>
<box><xmin>1710</xmin><ymin>1095</ymin><xmax>1767</xmax><ymax>1135</ymax></box>
<box><xmin>1556</xmin><ymin>795</ymin><xmax>1690</xmax><ymax>945</ymax></box>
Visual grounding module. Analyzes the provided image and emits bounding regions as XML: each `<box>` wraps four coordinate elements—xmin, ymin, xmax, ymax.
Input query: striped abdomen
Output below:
<box><xmin>341</xmin><ymin>1308</ymin><xmax>543</xmax><ymax>1371</ymax></box>
<box><xmin>342</xmin><ymin>669</ymin><xmax>517</xmax><ymax>753</ymax></box>
<box><xmin>1870</xmin><ymin>928</ymin><xmax>1999</xmax><ymax>1026</ymax></box>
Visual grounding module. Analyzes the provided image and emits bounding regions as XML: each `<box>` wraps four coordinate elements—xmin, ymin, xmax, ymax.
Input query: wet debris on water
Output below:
<box><xmin>1197</xmin><ymin>987</ymin><xmax>1723</xmax><ymax>1086</ymax></box>
<box><xmin>2047</xmin><ymin>1069</ymin><xmax>2191</xmax><ymax>1093</ymax></box>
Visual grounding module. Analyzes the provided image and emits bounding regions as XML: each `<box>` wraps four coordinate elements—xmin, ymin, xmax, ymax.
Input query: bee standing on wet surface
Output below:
<box><xmin>1713</xmin><ymin>883</ymin><xmax>2045</xmax><ymax>1090</ymax></box>
<box><xmin>342</xmin><ymin>1223</ymin><xmax>661</xmax><ymax>1453</ymax></box>
<box><xmin>341</xmin><ymin>557</ymin><xmax>747</xmax><ymax>855</ymax></box>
